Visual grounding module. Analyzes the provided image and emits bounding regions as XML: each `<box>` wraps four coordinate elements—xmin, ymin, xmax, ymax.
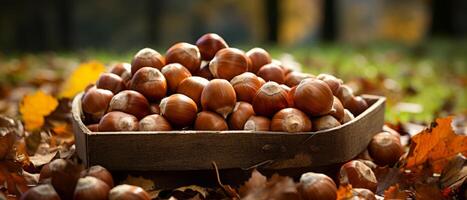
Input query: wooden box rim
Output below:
<box><xmin>72</xmin><ymin>93</ymin><xmax>386</xmax><ymax>171</ymax></box>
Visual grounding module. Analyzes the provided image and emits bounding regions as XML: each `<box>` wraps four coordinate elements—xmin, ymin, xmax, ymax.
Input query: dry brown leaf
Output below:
<box><xmin>14</xmin><ymin>139</ymin><xmax>30</xmax><ymax>167</ymax></box>
<box><xmin>414</xmin><ymin>183</ymin><xmax>445</xmax><ymax>200</ymax></box>
<box><xmin>174</xmin><ymin>185</ymin><xmax>208</xmax><ymax>199</ymax></box>
<box><xmin>238</xmin><ymin>169</ymin><xmax>267</xmax><ymax>197</ymax></box>
<box><xmin>0</xmin><ymin>161</ymin><xmax>28</xmax><ymax>197</ymax></box>
<box><xmin>440</xmin><ymin>154</ymin><xmax>467</xmax><ymax>191</ymax></box>
<box><xmin>28</xmin><ymin>150</ymin><xmax>57</xmax><ymax>168</ymax></box>
<box><xmin>19</xmin><ymin>91</ymin><xmax>58</xmax><ymax>131</ymax></box>
<box><xmin>383</xmin><ymin>184</ymin><xmax>409</xmax><ymax>199</ymax></box>
<box><xmin>374</xmin><ymin>167</ymin><xmax>401</xmax><ymax>195</ymax></box>
<box><xmin>21</xmin><ymin>170</ymin><xmax>39</xmax><ymax>186</ymax></box>
<box><xmin>240</xmin><ymin>170</ymin><xmax>300</xmax><ymax>200</ymax></box>
<box><xmin>405</xmin><ymin>116</ymin><xmax>467</xmax><ymax>173</ymax></box>
<box><xmin>50</xmin><ymin>121</ymin><xmax>74</xmax><ymax>145</ymax></box>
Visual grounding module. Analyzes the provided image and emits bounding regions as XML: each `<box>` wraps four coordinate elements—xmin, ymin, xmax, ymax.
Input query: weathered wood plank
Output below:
<box><xmin>72</xmin><ymin>93</ymin><xmax>385</xmax><ymax>171</ymax></box>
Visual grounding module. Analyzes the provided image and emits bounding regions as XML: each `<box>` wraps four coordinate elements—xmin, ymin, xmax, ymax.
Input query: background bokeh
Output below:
<box><xmin>0</xmin><ymin>0</ymin><xmax>466</xmax><ymax>123</ymax></box>
<box><xmin>1</xmin><ymin>0</ymin><xmax>466</xmax><ymax>51</ymax></box>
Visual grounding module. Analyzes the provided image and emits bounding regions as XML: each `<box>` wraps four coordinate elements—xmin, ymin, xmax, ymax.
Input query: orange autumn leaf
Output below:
<box><xmin>384</xmin><ymin>184</ymin><xmax>409</xmax><ymax>199</ymax></box>
<box><xmin>19</xmin><ymin>91</ymin><xmax>58</xmax><ymax>131</ymax></box>
<box><xmin>50</xmin><ymin>121</ymin><xmax>75</xmax><ymax>146</ymax></box>
<box><xmin>15</xmin><ymin>139</ymin><xmax>30</xmax><ymax>167</ymax></box>
<box><xmin>405</xmin><ymin>116</ymin><xmax>467</xmax><ymax>173</ymax></box>
<box><xmin>51</xmin><ymin>122</ymin><xmax>73</xmax><ymax>137</ymax></box>
<box><xmin>336</xmin><ymin>184</ymin><xmax>353</xmax><ymax>200</ymax></box>
<box><xmin>59</xmin><ymin>60</ymin><xmax>106</xmax><ymax>98</ymax></box>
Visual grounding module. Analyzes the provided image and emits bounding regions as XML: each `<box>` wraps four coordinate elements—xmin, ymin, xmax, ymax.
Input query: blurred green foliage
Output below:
<box><xmin>1</xmin><ymin>39</ymin><xmax>465</xmax><ymax>123</ymax></box>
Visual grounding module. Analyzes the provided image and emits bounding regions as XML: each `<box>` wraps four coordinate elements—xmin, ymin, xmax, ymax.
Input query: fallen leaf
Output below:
<box><xmin>174</xmin><ymin>185</ymin><xmax>208</xmax><ymax>198</ymax></box>
<box><xmin>14</xmin><ymin>139</ymin><xmax>30</xmax><ymax>167</ymax></box>
<box><xmin>59</xmin><ymin>60</ymin><xmax>106</xmax><ymax>98</ymax></box>
<box><xmin>240</xmin><ymin>170</ymin><xmax>300</xmax><ymax>200</ymax></box>
<box><xmin>58</xmin><ymin>144</ymin><xmax>75</xmax><ymax>159</ymax></box>
<box><xmin>238</xmin><ymin>169</ymin><xmax>267</xmax><ymax>197</ymax></box>
<box><xmin>28</xmin><ymin>150</ymin><xmax>57</xmax><ymax>168</ymax></box>
<box><xmin>21</xmin><ymin>170</ymin><xmax>39</xmax><ymax>186</ymax></box>
<box><xmin>405</xmin><ymin>116</ymin><xmax>467</xmax><ymax>173</ymax></box>
<box><xmin>336</xmin><ymin>184</ymin><xmax>353</xmax><ymax>200</ymax></box>
<box><xmin>19</xmin><ymin>91</ymin><xmax>58</xmax><ymax>131</ymax></box>
<box><xmin>440</xmin><ymin>154</ymin><xmax>467</xmax><ymax>190</ymax></box>
<box><xmin>414</xmin><ymin>182</ymin><xmax>445</xmax><ymax>200</ymax></box>
<box><xmin>49</xmin><ymin>121</ymin><xmax>74</xmax><ymax>145</ymax></box>
<box><xmin>0</xmin><ymin>161</ymin><xmax>28</xmax><ymax>197</ymax></box>
<box><xmin>383</xmin><ymin>184</ymin><xmax>410</xmax><ymax>199</ymax></box>
<box><xmin>374</xmin><ymin>167</ymin><xmax>401</xmax><ymax>195</ymax></box>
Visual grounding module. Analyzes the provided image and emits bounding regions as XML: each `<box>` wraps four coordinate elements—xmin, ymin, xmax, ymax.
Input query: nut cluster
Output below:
<box><xmin>23</xmin><ymin>159</ymin><xmax>150</xmax><ymax>200</ymax></box>
<box><xmin>81</xmin><ymin>33</ymin><xmax>369</xmax><ymax>132</ymax></box>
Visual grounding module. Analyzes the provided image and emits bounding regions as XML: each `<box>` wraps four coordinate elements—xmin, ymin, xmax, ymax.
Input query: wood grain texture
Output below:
<box><xmin>72</xmin><ymin>93</ymin><xmax>385</xmax><ymax>171</ymax></box>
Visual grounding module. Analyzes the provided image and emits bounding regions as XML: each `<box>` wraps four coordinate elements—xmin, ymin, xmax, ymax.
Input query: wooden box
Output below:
<box><xmin>72</xmin><ymin>94</ymin><xmax>385</xmax><ymax>171</ymax></box>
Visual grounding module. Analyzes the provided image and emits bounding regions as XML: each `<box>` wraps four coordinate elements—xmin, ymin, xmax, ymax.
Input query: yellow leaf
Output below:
<box><xmin>59</xmin><ymin>60</ymin><xmax>106</xmax><ymax>98</ymax></box>
<box><xmin>19</xmin><ymin>91</ymin><xmax>58</xmax><ymax>131</ymax></box>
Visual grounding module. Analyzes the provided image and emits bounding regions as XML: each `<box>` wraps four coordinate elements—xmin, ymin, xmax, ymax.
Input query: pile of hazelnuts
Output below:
<box><xmin>21</xmin><ymin>159</ymin><xmax>151</xmax><ymax>200</ymax></box>
<box><xmin>81</xmin><ymin>33</ymin><xmax>369</xmax><ymax>132</ymax></box>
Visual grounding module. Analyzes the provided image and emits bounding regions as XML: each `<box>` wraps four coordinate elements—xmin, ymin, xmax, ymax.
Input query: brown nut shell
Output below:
<box><xmin>73</xmin><ymin>176</ymin><xmax>110</xmax><ymax>200</ymax></box>
<box><xmin>339</xmin><ymin>160</ymin><xmax>378</xmax><ymax>192</ymax></box>
<box><xmin>80</xmin><ymin>165</ymin><xmax>114</xmax><ymax>188</ymax></box>
<box><xmin>285</xmin><ymin>71</ymin><xmax>314</xmax><ymax>87</ymax></box>
<box><xmin>161</xmin><ymin>63</ymin><xmax>192</xmax><ymax>93</ymax></box>
<box><xmin>131</xmin><ymin>48</ymin><xmax>165</xmax><ymax>74</ymax></box>
<box><xmin>165</xmin><ymin>42</ymin><xmax>201</xmax><ymax>74</ymax></box>
<box><xmin>228</xmin><ymin>102</ymin><xmax>255</xmax><ymax>130</ymax></box>
<box><xmin>294</xmin><ymin>79</ymin><xmax>334</xmax><ymax>116</ymax></box>
<box><xmin>299</xmin><ymin>172</ymin><xmax>337</xmax><ymax>200</ymax></box>
<box><xmin>82</xmin><ymin>88</ymin><xmax>113</xmax><ymax>117</ymax></box>
<box><xmin>271</xmin><ymin>108</ymin><xmax>312</xmax><ymax>132</ymax></box>
<box><xmin>98</xmin><ymin>111</ymin><xmax>139</xmax><ymax>131</ymax></box>
<box><xmin>139</xmin><ymin>114</ymin><xmax>172</xmax><ymax>131</ymax></box>
<box><xmin>317</xmin><ymin>73</ymin><xmax>343</xmax><ymax>95</ymax></box>
<box><xmin>252</xmin><ymin>82</ymin><xmax>289</xmax><ymax>117</ymax></box>
<box><xmin>194</xmin><ymin>111</ymin><xmax>228</xmax><ymax>131</ymax></box>
<box><xmin>368</xmin><ymin>132</ymin><xmax>403</xmax><ymax>166</ymax></box>
<box><xmin>342</xmin><ymin>109</ymin><xmax>355</xmax><ymax>124</ymax></box>
<box><xmin>351</xmin><ymin>188</ymin><xmax>376</xmax><ymax>200</ymax></box>
<box><xmin>256</xmin><ymin>63</ymin><xmax>285</xmax><ymax>84</ymax></box>
<box><xmin>329</xmin><ymin>96</ymin><xmax>345</xmax><ymax>122</ymax></box>
<box><xmin>20</xmin><ymin>184</ymin><xmax>60</xmax><ymax>200</ymax></box>
<box><xmin>246</xmin><ymin>47</ymin><xmax>271</xmax><ymax>73</ymax></box>
<box><xmin>108</xmin><ymin>90</ymin><xmax>149</xmax><ymax>119</ymax></box>
<box><xmin>209</xmin><ymin>48</ymin><xmax>249</xmax><ymax>80</ymax></box>
<box><xmin>160</xmin><ymin>94</ymin><xmax>198</xmax><ymax>127</ymax></box>
<box><xmin>196</xmin><ymin>33</ymin><xmax>229</xmax><ymax>60</ymax></box>
<box><xmin>336</xmin><ymin>85</ymin><xmax>355</xmax><ymax>106</ymax></box>
<box><xmin>345</xmin><ymin>96</ymin><xmax>369</xmax><ymax>116</ymax></box>
<box><xmin>201</xmin><ymin>79</ymin><xmax>237</xmax><ymax>118</ymax></box>
<box><xmin>195</xmin><ymin>61</ymin><xmax>214</xmax><ymax>80</ymax></box>
<box><xmin>110</xmin><ymin>62</ymin><xmax>132</xmax><ymax>83</ymax></box>
<box><xmin>230</xmin><ymin>72</ymin><xmax>262</xmax><ymax>103</ymax></box>
<box><xmin>130</xmin><ymin>67</ymin><xmax>167</xmax><ymax>101</ymax></box>
<box><xmin>177</xmin><ymin>76</ymin><xmax>209</xmax><ymax>106</ymax></box>
<box><xmin>96</xmin><ymin>73</ymin><xmax>125</xmax><ymax>94</ymax></box>
<box><xmin>48</xmin><ymin>159</ymin><xmax>83</xmax><ymax>200</ymax></box>
<box><xmin>312</xmin><ymin>115</ymin><xmax>341</xmax><ymax>131</ymax></box>
<box><xmin>244</xmin><ymin>116</ymin><xmax>270</xmax><ymax>131</ymax></box>
<box><xmin>109</xmin><ymin>184</ymin><xmax>151</xmax><ymax>200</ymax></box>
